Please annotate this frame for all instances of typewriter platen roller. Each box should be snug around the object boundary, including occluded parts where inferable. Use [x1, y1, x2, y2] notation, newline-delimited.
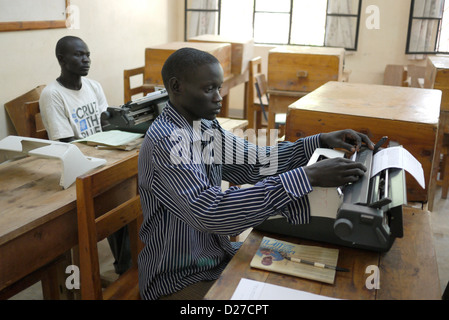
[255, 146, 406, 252]
[101, 89, 169, 133]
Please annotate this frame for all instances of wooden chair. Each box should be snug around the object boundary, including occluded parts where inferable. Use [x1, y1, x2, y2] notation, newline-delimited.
[25, 101, 48, 139]
[247, 57, 264, 130]
[76, 153, 143, 300]
[254, 73, 286, 137]
[247, 57, 285, 136]
[406, 65, 426, 88]
[123, 66, 154, 103]
[4, 85, 48, 139]
[437, 134, 449, 199]
[383, 65, 408, 87]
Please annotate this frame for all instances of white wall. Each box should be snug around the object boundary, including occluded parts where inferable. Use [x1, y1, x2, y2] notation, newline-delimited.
[0, 0, 182, 139]
[252, 0, 424, 83]
[0, 0, 430, 139]
[347, 0, 425, 84]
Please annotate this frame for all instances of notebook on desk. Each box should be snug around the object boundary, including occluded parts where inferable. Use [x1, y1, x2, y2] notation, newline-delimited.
[74, 130, 143, 150]
[249, 237, 340, 284]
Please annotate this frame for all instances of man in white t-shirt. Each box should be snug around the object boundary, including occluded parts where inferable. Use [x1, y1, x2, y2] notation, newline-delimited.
[39, 36, 131, 275]
[39, 36, 108, 142]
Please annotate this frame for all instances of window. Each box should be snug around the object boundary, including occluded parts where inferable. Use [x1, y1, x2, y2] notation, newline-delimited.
[406, 0, 449, 54]
[184, 0, 221, 41]
[185, 0, 362, 51]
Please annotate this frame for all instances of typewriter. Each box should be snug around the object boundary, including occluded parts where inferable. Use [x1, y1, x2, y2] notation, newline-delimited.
[101, 89, 169, 133]
[255, 144, 407, 252]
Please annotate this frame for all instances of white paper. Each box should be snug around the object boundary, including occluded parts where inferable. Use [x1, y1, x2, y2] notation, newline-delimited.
[73, 130, 143, 147]
[231, 278, 339, 300]
[371, 146, 425, 189]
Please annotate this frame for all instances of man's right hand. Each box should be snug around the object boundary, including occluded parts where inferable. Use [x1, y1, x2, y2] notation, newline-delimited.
[303, 157, 367, 187]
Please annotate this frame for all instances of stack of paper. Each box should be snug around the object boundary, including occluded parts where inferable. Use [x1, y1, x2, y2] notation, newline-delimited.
[231, 278, 338, 300]
[74, 130, 144, 150]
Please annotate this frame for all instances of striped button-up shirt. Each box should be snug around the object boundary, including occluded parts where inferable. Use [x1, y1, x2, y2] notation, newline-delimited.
[137, 103, 321, 300]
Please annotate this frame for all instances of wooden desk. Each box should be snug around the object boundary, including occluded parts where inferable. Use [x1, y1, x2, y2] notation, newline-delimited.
[217, 117, 248, 132]
[0, 118, 246, 299]
[0, 144, 139, 299]
[144, 41, 250, 119]
[285, 81, 441, 204]
[425, 56, 449, 200]
[205, 206, 441, 300]
[266, 89, 307, 143]
[265, 46, 346, 145]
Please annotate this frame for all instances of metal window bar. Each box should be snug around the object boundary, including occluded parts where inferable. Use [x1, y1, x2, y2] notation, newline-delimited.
[406, 0, 448, 54]
[324, 0, 362, 50]
[251, 0, 293, 45]
[183, 0, 361, 50]
[251, 0, 361, 50]
[184, 0, 222, 41]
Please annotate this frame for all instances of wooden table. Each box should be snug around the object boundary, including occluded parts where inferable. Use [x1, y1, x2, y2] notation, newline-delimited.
[0, 144, 139, 299]
[0, 118, 247, 299]
[217, 117, 248, 132]
[285, 81, 441, 205]
[205, 206, 441, 300]
[266, 89, 307, 144]
[425, 56, 449, 200]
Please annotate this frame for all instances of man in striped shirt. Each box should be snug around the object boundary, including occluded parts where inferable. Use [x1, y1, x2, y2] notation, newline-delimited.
[137, 48, 373, 300]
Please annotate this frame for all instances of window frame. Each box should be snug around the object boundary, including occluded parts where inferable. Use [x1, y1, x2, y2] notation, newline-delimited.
[324, 0, 362, 51]
[184, 0, 222, 41]
[184, 0, 362, 51]
[251, 0, 293, 46]
[405, 0, 448, 55]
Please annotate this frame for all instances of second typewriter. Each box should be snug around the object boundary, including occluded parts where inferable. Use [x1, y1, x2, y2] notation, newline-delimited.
[101, 89, 169, 133]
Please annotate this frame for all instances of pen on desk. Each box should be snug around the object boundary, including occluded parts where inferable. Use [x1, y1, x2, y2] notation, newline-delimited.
[283, 255, 350, 272]
[268, 249, 350, 272]
[373, 136, 388, 153]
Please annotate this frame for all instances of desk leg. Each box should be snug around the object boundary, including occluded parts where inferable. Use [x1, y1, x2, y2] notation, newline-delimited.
[267, 110, 276, 146]
[0, 252, 75, 300]
[428, 111, 449, 211]
[41, 251, 76, 300]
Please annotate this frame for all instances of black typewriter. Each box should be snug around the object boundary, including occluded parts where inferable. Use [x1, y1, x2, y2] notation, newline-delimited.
[255, 144, 407, 252]
[101, 89, 169, 133]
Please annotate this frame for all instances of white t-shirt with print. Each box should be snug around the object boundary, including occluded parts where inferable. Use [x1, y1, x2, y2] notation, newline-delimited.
[39, 78, 108, 140]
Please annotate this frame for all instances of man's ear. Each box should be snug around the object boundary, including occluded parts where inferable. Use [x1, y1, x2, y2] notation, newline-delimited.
[56, 54, 65, 66]
[168, 77, 181, 95]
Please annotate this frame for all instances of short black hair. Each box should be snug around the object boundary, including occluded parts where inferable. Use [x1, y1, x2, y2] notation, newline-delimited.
[161, 47, 220, 89]
[55, 36, 85, 57]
